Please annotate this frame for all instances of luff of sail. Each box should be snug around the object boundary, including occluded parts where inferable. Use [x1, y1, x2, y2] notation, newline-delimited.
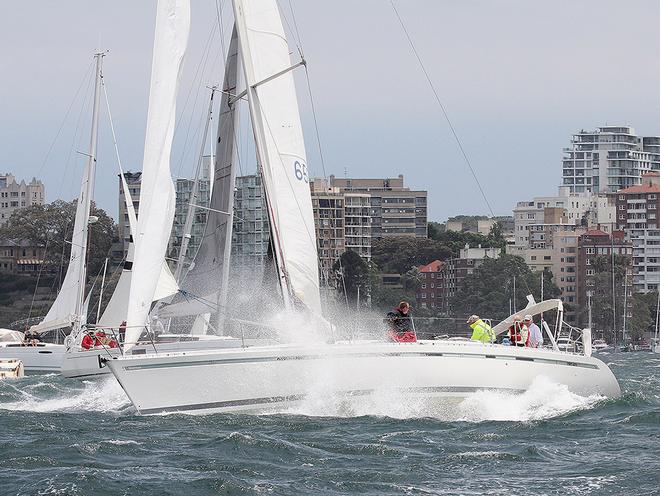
[124, 0, 190, 347]
[232, 0, 322, 316]
[159, 26, 241, 321]
[30, 54, 104, 334]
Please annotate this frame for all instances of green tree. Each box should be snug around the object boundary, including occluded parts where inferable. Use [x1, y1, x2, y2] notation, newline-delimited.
[0, 200, 116, 281]
[333, 250, 370, 306]
[449, 254, 560, 321]
[579, 254, 631, 331]
[371, 237, 452, 274]
[629, 293, 652, 342]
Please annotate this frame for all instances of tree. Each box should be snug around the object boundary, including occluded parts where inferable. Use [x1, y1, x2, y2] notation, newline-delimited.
[0, 200, 116, 282]
[630, 294, 652, 342]
[449, 254, 560, 321]
[371, 237, 452, 274]
[579, 254, 631, 331]
[333, 250, 369, 307]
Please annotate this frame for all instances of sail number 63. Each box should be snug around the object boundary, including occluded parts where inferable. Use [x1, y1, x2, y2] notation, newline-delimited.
[294, 161, 308, 183]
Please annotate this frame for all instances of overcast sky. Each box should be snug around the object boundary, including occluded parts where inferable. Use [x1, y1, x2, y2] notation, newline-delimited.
[2, 0, 660, 222]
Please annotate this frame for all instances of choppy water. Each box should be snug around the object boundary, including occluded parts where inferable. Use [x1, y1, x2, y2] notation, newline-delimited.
[0, 353, 658, 495]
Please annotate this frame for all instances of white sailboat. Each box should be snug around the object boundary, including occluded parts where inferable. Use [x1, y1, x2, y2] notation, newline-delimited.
[61, 0, 243, 379]
[0, 52, 106, 373]
[104, 0, 620, 415]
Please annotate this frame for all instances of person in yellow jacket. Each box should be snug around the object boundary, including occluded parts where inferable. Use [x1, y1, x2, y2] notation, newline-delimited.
[467, 315, 495, 343]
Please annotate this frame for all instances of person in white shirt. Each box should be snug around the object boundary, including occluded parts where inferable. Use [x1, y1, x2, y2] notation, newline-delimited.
[524, 315, 543, 348]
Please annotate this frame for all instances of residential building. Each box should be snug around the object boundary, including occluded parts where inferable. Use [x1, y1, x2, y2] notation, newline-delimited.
[0, 174, 45, 225]
[551, 230, 584, 317]
[612, 172, 660, 292]
[0, 239, 45, 274]
[435, 245, 500, 313]
[562, 126, 660, 194]
[311, 186, 345, 285]
[169, 157, 212, 264]
[328, 175, 427, 238]
[232, 174, 270, 266]
[576, 230, 632, 327]
[416, 260, 443, 309]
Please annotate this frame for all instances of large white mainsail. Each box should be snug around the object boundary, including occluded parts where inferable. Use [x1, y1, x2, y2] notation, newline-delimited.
[30, 54, 104, 334]
[124, 0, 190, 347]
[159, 26, 241, 322]
[232, 0, 322, 316]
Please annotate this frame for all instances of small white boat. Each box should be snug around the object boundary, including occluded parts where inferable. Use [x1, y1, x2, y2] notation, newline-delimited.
[592, 339, 612, 352]
[0, 359, 25, 379]
[0, 329, 65, 373]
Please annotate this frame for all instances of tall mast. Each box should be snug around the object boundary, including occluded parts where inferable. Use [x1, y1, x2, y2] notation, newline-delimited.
[74, 52, 104, 322]
[174, 87, 217, 282]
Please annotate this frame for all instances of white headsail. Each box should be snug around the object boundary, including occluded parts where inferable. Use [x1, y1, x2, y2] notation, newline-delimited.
[124, 0, 190, 347]
[232, 0, 322, 316]
[159, 26, 241, 322]
[30, 54, 104, 334]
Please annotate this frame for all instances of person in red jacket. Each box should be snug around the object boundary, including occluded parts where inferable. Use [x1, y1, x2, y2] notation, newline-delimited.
[81, 332, 95, 350]
[385, 301, 417, 342]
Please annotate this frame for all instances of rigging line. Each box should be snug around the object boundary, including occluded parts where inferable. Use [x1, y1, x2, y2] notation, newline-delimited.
[303, 65, 328, 181]
[214, 0, 227, 60]
[286, 0, 304, 57]
[389, 0, 495, 217]
[100, 74, 125, 177]
[37, 59, 95, 179]
[275, 0, 303, 58]
[175, 21, 218, 178]
[27, 235, 50, 322]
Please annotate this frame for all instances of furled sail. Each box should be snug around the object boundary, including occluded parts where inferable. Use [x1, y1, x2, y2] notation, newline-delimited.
[159, 26, 241, 321]
[30, 55, 104, 334]
[232, 0, 322, 316]
[124, 0, 190, 347]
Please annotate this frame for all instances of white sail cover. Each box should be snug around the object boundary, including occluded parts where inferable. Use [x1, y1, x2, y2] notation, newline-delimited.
[159, 26, 240, 320]
[233, 0, 322, 315]
[125, 0, 190, 347]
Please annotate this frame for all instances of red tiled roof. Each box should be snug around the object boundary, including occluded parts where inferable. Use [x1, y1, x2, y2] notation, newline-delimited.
[617, 184, 660, 194]
[418, 260, 443, 272]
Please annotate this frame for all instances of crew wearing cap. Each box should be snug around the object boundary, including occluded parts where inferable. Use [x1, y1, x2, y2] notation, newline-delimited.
[525, 315, 543, 348]
[467, 315, 495, 344]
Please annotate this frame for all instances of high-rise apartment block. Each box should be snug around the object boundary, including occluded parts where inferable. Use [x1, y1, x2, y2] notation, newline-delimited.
[169, 157, 212, 264]
[562, 126, 660, 194]
[327, 175, 427, 238]
[0, 174, 45, 224]
[231, 174, 270, 266]
[118, 171, 142, 256]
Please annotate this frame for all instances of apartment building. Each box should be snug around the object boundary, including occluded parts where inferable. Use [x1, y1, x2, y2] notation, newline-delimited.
[117, 171, 142, 256]
[232, 174, 271, 266]
[435, 245, 500, 313]
[613, 172, 660, 292]
[0, 239, 45, 274]
[311, 187, 345, 285]
[562, 126, 660, 194]
[0, 174, 45, 225]
[416, 260, 443, 310]
[328, 175, 427, 238]
[576, 230, 632, 327]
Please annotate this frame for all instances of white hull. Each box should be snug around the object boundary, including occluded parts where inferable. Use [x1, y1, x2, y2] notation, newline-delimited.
[61, 335, 247, 379]
[106, 340, 621, 415]
[0, 343, 66, 373]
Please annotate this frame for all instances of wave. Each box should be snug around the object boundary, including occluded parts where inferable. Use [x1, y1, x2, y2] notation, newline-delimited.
[0, 376, 130, 414]
[456, 376, 604, 422]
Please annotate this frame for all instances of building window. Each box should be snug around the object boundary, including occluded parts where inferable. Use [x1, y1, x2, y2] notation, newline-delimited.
[587, 269, 595, 276]
[421, 284, 426, 289]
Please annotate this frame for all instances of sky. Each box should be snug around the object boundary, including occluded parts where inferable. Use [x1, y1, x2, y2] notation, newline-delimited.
[2, 0, 660, 222]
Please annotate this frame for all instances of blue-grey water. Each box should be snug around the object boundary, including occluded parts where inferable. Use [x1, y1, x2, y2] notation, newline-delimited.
[1, 352, 658, 495]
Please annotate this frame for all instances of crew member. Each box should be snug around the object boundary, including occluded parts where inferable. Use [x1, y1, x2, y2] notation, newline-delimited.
[385, 301, 416, 342]
[525, 315, 543, 348]
[467, 315, 495, 343]
[508, 315, 529, 347]
[81, 332, 95, 350]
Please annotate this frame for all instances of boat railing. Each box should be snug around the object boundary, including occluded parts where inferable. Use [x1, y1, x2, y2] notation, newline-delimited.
[555, 322, 592, 356]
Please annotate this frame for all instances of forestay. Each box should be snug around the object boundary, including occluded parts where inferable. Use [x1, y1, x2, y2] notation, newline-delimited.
[232, 0, 322, 316]
[125, 0, 190, 347]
